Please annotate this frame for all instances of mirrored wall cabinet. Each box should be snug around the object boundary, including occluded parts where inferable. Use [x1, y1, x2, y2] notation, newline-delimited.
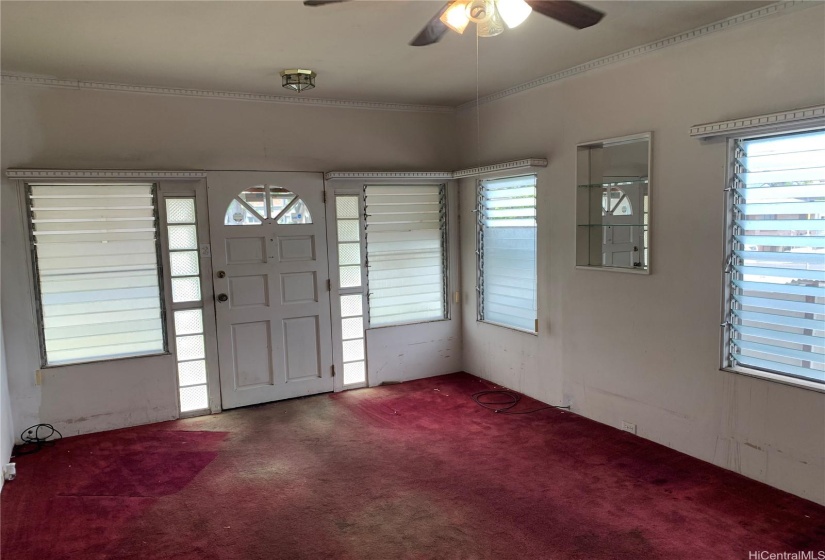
[576, 132, 651, 274]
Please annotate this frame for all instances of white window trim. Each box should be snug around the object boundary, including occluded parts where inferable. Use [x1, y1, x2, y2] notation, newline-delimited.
[158, 184, 221, 416]
[326, 186, 370, 391]
[22, 178, 170, 368]
[476, 173, 539, 335]
[364, 183, 450, 329]
[11, 171, 223, 416]
[718, 128, 825, 394]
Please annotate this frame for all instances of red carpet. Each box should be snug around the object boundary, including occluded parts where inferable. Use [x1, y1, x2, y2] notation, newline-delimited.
[2, 373, 823, 559]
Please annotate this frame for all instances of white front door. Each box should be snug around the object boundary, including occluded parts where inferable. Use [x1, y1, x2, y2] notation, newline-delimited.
[602, 183, 645, 268]
[207, 172, 333, 409]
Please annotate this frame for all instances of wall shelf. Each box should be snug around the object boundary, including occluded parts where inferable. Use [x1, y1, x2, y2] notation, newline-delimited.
[576, 133, 652, 274]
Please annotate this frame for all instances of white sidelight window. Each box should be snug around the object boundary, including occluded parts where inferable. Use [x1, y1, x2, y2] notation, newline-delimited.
[364, 185, 447, 327]
[27, 183, 166, 366]
[722, 129, 825, 387]
[335, 195, 367, 385]
[165, 197, 210, 413]
[477, 175, 538, 332]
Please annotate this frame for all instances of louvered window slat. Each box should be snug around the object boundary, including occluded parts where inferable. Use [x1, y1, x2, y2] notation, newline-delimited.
[29, 183, 165, 366]
[364, 185, 447, 327]
[725, 130, 825, 385]
[478, 175, 537, 332]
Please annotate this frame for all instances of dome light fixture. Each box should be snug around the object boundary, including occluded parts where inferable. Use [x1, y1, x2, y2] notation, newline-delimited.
[280, 69, 316, 93]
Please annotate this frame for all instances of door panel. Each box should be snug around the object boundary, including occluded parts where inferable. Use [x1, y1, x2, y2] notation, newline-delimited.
[602, 183, 644, 268]
[208, 172, 333, 409]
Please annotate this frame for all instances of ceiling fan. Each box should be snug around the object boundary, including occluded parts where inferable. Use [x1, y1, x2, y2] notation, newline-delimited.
[304, 0, 605, 46]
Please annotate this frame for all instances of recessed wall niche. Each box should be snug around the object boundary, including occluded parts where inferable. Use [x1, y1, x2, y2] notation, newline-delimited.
[576, 132, 652, 273]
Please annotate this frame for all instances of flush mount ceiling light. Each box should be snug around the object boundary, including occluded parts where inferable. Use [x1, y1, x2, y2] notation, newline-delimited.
[280, 69, 316, 93]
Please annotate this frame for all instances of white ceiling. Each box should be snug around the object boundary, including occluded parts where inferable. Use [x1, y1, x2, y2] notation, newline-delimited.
[1, 1, 771, 106]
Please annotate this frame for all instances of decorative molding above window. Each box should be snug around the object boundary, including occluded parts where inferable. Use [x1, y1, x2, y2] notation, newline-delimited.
[6, 169, 207, 180]
[690, 105, 825, 139]
[326, 159, 548, 182]
[324, 171, 453, 181]
[453, 159, 548, 179]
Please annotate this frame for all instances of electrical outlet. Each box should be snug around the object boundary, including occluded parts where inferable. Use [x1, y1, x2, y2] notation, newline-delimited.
[621, 421, 637, 434]
[3, 463, 16, 481]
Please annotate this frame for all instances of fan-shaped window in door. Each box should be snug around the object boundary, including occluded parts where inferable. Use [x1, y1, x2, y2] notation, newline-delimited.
[224, 185, 313, 226]
[602, 187, 633, 216]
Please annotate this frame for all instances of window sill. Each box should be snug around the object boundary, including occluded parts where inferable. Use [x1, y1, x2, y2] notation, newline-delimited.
[477, 320, 538, 336]
[575, 265, 650, 275]
[42, 351, 172, 370]
[367, 317, 451, 330]
[721, 366, 825, 394]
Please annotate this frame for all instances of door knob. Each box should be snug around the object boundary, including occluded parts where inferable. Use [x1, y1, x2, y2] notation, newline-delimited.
[217, 293, 228, 302]
[216, 270, 226, 278]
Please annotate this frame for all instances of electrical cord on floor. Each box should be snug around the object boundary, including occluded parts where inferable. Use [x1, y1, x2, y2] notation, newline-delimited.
[13, 424, 63, 457]
[472, 390, 570, 415]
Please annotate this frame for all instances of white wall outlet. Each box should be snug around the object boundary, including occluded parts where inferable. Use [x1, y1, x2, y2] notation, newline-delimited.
[621, 421, 637, 434]
[3, 463, 16, 481]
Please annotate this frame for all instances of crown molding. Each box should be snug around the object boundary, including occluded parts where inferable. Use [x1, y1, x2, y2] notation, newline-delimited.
[453, 158, 548, 179]
[6, 169, 206, 180]
[690, 105, 825, 138]
[2, 2, 806, 113]
[458, 1, 811, 111]
[0, 74, 455, 114]
[324, 171, 454, 180]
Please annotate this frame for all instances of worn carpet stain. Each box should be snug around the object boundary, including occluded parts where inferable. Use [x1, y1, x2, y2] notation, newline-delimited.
[2, 373, 823, 559]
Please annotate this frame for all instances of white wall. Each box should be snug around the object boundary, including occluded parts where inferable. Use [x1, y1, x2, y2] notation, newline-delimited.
[457, 6, 825, 504]
[1, 85, 457, 438]
[0, 309, 15, 492]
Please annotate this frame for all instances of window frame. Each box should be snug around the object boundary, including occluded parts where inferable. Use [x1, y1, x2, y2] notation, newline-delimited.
[476, 173, 539, 335]
[24, 179, 170, 369]
[363, 182, 451, 329]
[720, 126, 825, 393]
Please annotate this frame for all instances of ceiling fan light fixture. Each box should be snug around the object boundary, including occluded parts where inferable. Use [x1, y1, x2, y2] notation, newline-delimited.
[465, 0, 494, 23]
[476, 4, 505, 37]
[495, 0, 532, 28]
[440, 1, 471, 34]
[280, 69, 316, 93]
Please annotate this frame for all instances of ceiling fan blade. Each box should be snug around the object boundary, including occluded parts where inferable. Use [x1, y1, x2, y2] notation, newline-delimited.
[526, 0, 604, 29]
[410, 3, 451, 47]
[303, 0, 348, 6]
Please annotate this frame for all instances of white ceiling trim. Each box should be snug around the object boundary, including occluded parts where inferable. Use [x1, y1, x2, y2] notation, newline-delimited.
[325, 171, 454, 180]
[458, 0, 810, 111]
[0, 2, 807, 112]
[0, 74, 455, 114]
[6, 169, 206, 179]
[690, 105, 825, 138]
[325, 158, 548, 181]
